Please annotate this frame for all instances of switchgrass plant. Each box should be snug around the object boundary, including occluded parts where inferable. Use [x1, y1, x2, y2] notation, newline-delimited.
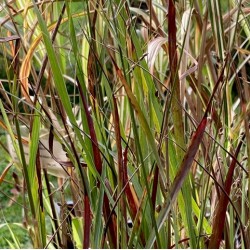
[0, 0, 249, 248]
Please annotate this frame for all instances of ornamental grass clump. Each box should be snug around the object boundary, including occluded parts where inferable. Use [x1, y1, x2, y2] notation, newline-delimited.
[0, 0, 249, 248]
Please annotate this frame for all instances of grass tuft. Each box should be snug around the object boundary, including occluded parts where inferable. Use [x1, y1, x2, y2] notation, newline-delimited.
[0, 0, 249, 248]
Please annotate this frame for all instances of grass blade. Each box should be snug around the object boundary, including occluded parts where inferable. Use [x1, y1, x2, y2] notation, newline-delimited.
[146, 114, 208, 248]
[208, 135, 245, 248]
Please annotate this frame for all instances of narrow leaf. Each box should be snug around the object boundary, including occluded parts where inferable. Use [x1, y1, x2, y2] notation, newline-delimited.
[208, 136, 245, 248]
[146, 116, 208, 248]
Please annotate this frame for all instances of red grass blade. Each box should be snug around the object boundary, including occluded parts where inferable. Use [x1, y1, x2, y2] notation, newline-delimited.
[83, 194, 91, 248]
[208, 136, 245, 248]
[76, 78, 117, 247]
[146, 115, 208, 248]
[169, 116, 208, 201]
